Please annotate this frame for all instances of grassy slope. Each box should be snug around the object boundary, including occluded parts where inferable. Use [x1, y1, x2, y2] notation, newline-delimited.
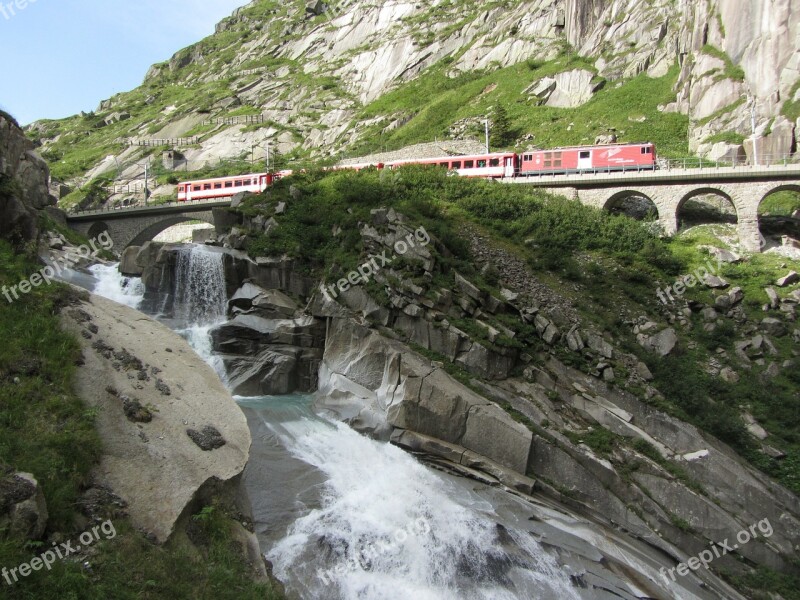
[0, 226, 283, 599]
[347, 58, 689, 159]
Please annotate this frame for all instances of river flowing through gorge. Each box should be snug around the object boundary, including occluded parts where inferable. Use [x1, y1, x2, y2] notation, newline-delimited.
[78, 245, 726, 600]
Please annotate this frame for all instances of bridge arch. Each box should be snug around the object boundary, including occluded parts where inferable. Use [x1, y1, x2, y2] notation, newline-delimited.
[676, 187, 738, 230]
[757, 184, 800, 249]
[87, 221, 110, 240]
[758, 184, 800, 209]
[127, 215, 215, 248]
[603, 190, 660, 221]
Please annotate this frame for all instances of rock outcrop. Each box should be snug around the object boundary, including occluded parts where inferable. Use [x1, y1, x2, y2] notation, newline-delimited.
[60, 292, 251, 543]
[0, 114, 57, 244]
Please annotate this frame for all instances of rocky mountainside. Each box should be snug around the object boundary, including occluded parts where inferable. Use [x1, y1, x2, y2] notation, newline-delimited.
[25, 0, 800, 206]
[126, 165, 800, 598]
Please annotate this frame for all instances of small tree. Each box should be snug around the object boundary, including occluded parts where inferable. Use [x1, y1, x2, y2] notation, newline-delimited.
[490, 104, 513, 148]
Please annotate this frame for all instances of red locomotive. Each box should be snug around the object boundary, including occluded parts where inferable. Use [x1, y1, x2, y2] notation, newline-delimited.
[518, 142, 656, 175]
[176, 142, 656, 201]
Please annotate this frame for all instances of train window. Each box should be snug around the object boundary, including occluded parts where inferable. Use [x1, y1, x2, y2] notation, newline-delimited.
[234, 180, 243, 187]
[641, 147, 652, 154]
[464, 160, 474, 168]
[439, 162, 449, 168]
[553, 152, 562, 167]
[579, 151, 590, 159]
[478, 160, 487, 168]
[489, 158, 500, 167]
[204, 184, 212, 190]
[523, 154, 533, 161]
[193, 185, 201, 191]
[214, 183, 222, 189]
[225, 182, 233, 188]
[243, 179, 251, 185]
[452, 161, 461, 169]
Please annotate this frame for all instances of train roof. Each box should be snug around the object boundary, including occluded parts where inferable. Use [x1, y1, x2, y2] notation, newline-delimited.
[521, 142, 654, 152]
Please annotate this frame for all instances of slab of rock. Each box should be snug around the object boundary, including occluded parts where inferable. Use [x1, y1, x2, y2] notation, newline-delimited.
[760, 318, 787, 337]
[586, 332, 613, 359]
[743, 413, 769, 440]
[454, 272, 484, 302]
[776, 271, 799, 287]
[703, 275, 729, 289]
[60, 291, 250, 544]
[637, 328, 678, 356]
[703, 246, 741, 263]
[119, 246, 144, 277]
[765, 287, 780, 309]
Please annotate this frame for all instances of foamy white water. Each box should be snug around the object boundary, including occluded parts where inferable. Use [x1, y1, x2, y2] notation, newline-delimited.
[264, 415, 579, 600]
[88, 263, 145, 309]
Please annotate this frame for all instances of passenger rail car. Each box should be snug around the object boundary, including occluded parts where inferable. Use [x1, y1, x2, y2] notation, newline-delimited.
[387, 152, 517, 178]
[177, 173, 273, 201]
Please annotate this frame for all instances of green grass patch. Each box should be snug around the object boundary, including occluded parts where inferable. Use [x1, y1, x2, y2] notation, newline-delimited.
[347, 60, 689, 159]
[700, 45, 746, 82]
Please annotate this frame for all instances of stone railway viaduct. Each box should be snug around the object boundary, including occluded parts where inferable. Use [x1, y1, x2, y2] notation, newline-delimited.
[67, 165, 800, 253]
[506, 164, 800, 252]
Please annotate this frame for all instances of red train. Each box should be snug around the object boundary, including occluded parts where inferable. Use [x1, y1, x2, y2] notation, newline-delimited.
[176, 142, 656, 201]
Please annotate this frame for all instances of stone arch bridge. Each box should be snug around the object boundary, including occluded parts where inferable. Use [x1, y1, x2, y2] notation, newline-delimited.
[66, 199, 232, 251]
[506, 164, 800, 252]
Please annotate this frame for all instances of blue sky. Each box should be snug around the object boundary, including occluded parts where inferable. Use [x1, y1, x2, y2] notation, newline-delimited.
[0, 0, 246, 124]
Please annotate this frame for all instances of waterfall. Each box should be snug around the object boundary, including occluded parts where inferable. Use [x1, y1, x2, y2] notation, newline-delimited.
[171, 246, 229, 379]
[173, 246, 228, 325]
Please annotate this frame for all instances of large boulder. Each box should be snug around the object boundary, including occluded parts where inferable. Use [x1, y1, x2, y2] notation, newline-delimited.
[212, 313, 325, 394]
[119, 246, 144, 276]
[222, 347, 321, 396]
[60, 292, 251, 543]
[228, 282, 299, 319]
[637, 328, 678, 356]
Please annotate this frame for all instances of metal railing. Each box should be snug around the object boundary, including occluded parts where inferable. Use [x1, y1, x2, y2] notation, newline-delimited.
[202, 114, 271, 126]
[657, 153, 800, 170]
[126, 136, 200, 148]
[68, 196, 231, 217]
